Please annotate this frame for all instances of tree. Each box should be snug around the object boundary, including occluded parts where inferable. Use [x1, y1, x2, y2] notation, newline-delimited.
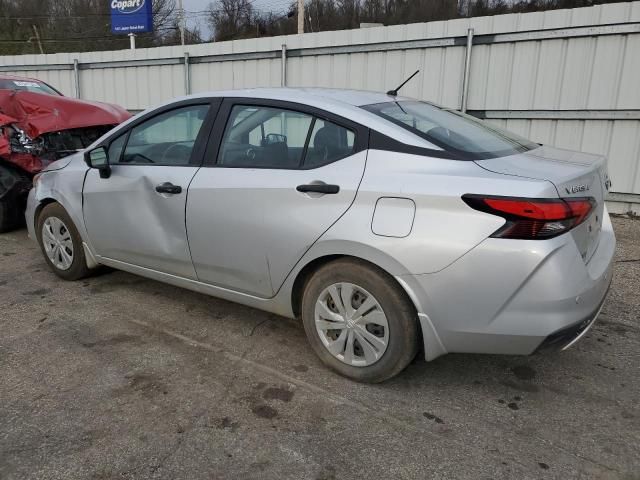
[207, 0, 258, 42]
[0, 0, 201, 55]
[0, 0, 625, 54]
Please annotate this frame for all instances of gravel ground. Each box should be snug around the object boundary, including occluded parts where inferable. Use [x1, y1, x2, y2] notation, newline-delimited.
[0, 217, 638, 480]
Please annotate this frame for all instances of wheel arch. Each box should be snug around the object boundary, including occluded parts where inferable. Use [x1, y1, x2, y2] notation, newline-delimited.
[31, 171, 93, 253]
[288, 248, 448, 361]
[288, 241, 417, 319]
[33, 197, 58, 223]
[291, 254, 343, 319]
[289, 250, 430, 367]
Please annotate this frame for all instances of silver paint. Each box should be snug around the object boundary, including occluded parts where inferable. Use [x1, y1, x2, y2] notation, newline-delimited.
[42, 216, 74, 270]
[186, 152, 367, 297]
[25, 88, 616, 364]
[314, 282, 389, 367]
[83, 165, 200, 279]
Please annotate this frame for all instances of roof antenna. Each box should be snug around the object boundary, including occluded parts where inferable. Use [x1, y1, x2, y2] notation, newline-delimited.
[387, 70, 420, 97]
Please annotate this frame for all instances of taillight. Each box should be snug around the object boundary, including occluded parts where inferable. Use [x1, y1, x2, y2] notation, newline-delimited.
[462, 195, 595, 240]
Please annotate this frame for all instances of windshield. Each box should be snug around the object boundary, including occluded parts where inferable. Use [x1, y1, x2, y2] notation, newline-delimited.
[363, 101, 538, 159]
[0, 79, 62, 96]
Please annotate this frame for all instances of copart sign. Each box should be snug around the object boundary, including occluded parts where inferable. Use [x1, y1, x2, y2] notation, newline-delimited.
[110, 0, 153, 34]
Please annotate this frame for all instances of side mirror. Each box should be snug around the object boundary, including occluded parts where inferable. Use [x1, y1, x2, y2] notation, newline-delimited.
[84, 146, 111, 179]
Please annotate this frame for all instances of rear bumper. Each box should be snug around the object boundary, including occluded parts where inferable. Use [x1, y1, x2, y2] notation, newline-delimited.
[400, 207, 616, 360]
[535, 284, 609, 352]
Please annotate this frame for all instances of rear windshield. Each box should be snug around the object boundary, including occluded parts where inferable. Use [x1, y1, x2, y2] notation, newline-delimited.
[362, 101, 538, 159]
[0, 79, 61, 96]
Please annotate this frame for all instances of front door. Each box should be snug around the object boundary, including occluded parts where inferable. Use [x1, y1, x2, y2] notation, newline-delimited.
[83, 102, 215, 279]
[187, 100, 368, 297]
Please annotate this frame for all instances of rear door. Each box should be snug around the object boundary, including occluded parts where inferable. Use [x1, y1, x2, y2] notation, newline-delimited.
[83, 100, 218, 278]
[186, 99, 368, 297]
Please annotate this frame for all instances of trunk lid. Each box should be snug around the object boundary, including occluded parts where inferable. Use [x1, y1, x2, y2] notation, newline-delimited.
[475, 145, 610, 262]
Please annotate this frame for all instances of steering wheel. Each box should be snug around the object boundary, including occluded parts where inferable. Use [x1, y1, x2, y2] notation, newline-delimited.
[126, 153, 154, 164]
[161, 143, 192, 164]
[245, 148, 257, 162]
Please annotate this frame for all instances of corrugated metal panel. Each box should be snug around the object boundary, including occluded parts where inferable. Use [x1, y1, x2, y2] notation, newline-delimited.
[0, 1, 638, 197]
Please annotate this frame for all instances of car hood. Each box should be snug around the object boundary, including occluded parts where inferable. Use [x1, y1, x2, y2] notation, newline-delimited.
[41, 153, 79, 172]
[0, 90, 131, 138]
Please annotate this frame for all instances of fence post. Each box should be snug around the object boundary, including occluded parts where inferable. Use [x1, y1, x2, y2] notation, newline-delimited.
[73, 59, 80, 99]
[461, 28, 474, 113]
[281, 44, 287, 87]
[184, 52, 191, 95]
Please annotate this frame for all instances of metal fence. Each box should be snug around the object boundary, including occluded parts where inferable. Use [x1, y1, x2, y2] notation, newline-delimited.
[1, 1, 639, 212]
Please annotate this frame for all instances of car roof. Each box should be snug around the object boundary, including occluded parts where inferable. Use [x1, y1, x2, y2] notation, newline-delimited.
[0, 73, 44, 83]
[191, 87, 412, 107]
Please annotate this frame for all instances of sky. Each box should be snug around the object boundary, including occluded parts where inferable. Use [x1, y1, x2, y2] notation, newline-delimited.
[182, 0, 294, 38]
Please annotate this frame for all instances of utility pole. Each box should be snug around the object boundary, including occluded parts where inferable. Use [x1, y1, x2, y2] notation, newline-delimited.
[32, 25, 44, 54]
[178, 0, 186, 46]
[297, 0, 304, 34]
[129, 33, 136, 50]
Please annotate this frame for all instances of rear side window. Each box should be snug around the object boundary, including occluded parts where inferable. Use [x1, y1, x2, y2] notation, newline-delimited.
[363, 101, 538, 159]
[304, 119, 355, 169]
[218, 104, 355, 169]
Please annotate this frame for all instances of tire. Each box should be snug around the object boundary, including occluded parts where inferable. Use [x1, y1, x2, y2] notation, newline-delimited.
[0, 165, 30, 233]
[301, 258, 419, 383]
[0, 197, 20, 233]
[36, 203, 90, 281]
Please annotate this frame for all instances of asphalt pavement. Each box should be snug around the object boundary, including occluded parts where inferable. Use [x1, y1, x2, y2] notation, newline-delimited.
[1, 217, 639, 479]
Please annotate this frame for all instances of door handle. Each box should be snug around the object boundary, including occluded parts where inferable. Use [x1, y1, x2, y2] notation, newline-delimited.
[155, 182, 182, 194]
[296, 184, 340, 194]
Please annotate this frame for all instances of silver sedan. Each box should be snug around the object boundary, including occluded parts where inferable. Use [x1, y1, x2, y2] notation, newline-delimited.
[26, 88, 615, 382]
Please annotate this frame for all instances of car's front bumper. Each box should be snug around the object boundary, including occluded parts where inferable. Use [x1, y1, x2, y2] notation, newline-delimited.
[25, 187, 38, 241]
[400, 207, 616, 360]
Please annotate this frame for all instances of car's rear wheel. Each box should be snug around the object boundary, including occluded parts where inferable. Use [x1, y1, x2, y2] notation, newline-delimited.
[301, 258, 419, 383]
[37, 203, 90, 281]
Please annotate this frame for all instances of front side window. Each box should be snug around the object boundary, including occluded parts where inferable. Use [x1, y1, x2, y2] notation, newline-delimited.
[218, 104, 355, 169]
[117, 105, 209, 166]
[107, 133, 127, 164]
[363, 101, 538, 159]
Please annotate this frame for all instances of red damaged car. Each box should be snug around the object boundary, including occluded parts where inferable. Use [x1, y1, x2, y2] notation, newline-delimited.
[0, 74, 131, 231]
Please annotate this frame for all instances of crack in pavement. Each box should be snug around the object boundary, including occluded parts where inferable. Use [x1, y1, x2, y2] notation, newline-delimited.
[246, 318, 269, 337]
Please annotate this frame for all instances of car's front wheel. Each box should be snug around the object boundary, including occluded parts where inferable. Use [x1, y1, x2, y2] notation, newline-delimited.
[301, 258, 419, 383]
[0, 166, 29, 233]
[0, 197, 21, 233]
[37, 203, 90, 281]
